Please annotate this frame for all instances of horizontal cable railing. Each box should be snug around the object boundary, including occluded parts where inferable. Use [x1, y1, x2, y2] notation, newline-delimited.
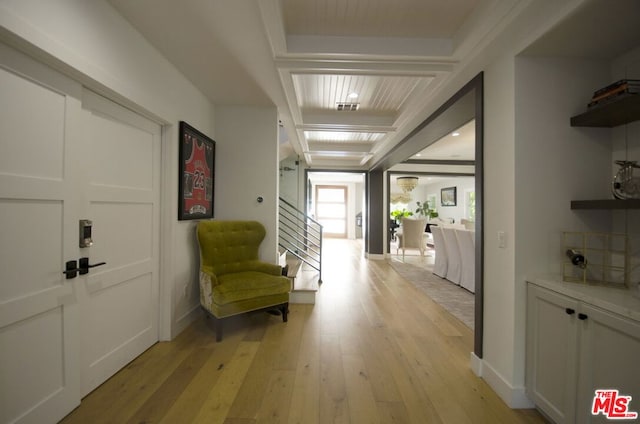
[278, 197, 322, 284]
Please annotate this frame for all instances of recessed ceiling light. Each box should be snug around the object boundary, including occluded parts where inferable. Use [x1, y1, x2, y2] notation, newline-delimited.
[348, 92, 359, 99]
[452, 131, 460, 137]
[415, 153, 422, 157]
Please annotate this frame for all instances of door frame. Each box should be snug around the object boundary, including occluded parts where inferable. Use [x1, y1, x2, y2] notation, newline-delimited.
[371, 73, 485, 359]
[303, 169, 368, 243]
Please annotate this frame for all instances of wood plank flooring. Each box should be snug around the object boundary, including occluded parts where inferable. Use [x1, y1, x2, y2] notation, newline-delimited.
[60, 239, 547, 424]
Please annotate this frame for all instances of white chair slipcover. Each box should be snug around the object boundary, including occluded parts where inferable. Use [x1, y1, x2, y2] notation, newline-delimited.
[396, 218, 427, 260]
[441, 227, 461, 284]
[430, 225, 448, 278]
[455, 229, 475, 293]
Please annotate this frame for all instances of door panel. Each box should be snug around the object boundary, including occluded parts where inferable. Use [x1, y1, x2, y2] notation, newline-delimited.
[0, 45, 81, 424]
[0, 41, 161, 422]
[576, 304, 640, 423]
[0, 64, 65, 180]
[82, 274, 154, 391]
[89, 112, 155, 190]
[79, 90, 160, 396]
[0, 200, 63, 301]
[1, 306, 66, 421]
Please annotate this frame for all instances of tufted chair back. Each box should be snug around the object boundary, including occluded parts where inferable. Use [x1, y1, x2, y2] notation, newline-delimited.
[197, 220, 266, 277]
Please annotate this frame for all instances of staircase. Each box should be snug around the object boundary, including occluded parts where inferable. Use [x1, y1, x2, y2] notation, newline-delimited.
[278, 197, 322, 304]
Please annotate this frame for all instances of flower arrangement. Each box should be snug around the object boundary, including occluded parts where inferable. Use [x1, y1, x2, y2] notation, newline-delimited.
[415, 201, 438, 219]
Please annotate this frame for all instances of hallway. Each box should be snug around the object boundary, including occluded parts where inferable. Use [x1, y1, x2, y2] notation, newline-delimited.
[61, 239, 545, 423]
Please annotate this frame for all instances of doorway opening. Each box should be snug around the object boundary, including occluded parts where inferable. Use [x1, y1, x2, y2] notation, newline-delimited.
[371, 73, 484, 358]
[315, 185, 348, 238]
[305, 171, 367, 244]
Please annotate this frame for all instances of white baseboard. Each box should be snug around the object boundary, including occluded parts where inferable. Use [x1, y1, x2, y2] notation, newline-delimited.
[477, 359, 535, 409]
[470, 352, 483, 376]
[365, 253, 386, 260]
[290, 290, 316, 304]
[173, 304, 202, 339]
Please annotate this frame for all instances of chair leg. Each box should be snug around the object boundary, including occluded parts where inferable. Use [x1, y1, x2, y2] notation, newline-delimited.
[214, 317, 223, 342]
[281, 303, 289, 322]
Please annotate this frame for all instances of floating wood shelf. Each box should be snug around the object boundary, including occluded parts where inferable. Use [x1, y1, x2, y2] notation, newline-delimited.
[570, 94, 640, 127]
[571, 199, 640, 210]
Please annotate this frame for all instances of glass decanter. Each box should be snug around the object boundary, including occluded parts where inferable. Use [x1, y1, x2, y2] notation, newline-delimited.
[612, 160, 640, 200]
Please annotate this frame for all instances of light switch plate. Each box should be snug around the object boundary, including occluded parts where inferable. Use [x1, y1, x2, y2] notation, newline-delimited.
[498, 231, 506, 248]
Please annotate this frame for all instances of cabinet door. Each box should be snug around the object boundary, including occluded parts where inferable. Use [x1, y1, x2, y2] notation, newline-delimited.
[576, 304, 640, 423]
[526, 285, 580, 424]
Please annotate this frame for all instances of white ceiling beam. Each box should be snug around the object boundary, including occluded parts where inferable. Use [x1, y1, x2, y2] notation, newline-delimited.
[299, 123, 396, 133]
[287, 35, 453, 57]
[305, 146, 370, 158]
[302, 111, 396, 129]
[257, 0, 287, 57]
[275, 58, 455, 76]
[306, 157, 367, 169]
[307, 142, 373, 153]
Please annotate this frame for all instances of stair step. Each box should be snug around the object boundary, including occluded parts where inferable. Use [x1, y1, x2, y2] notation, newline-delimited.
[279, 248, 288, 268]
[285, 257, 303, 279]
[284, 258, 319, 304]
[293, 267, 319, 292]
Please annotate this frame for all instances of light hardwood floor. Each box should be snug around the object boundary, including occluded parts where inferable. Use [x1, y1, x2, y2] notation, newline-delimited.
[61, 239, 547, 424]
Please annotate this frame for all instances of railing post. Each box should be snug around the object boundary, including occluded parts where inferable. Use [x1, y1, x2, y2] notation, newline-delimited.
[318, 225, 323, 284]
[278, 197, 323, 284]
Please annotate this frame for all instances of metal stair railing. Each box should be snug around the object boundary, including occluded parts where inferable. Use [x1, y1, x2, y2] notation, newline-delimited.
[278, 197, 322, 284]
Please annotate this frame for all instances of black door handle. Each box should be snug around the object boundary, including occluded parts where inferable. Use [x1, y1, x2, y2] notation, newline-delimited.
[63, 258, 106, 278]
[79, 257, 106, 275]
[565, 308, 575, 315]
[63, 260, 79, 279]
[578, 313, 588, 320]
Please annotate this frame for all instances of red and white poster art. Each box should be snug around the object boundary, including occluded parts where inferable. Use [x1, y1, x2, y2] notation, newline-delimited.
[179, 121, 215, 220]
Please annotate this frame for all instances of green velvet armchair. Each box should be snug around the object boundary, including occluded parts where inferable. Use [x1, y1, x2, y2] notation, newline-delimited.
[197, 220, 290, 341]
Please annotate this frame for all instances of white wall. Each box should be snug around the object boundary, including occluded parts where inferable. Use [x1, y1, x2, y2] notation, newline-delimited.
[487, 26, 640, 412]
[515, 56, 612, 274]
[611, 46, 640, 219]
[214, 105, 280, 262]
[511, 55, 612, 402]
[423, 177, 475, 223]
[0, 0, 216, 339]
[279, 157, 302, 207]
[609, 47, 640, 290]
[482, 53, 519, 401]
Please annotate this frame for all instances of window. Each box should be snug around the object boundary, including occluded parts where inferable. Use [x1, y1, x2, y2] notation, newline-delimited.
[465, 190, 476, 221]
[315, 185, 347, 237]
[427, 194, 437, 211]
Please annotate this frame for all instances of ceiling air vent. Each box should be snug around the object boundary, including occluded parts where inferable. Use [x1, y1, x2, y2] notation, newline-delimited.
[336, 102, 360, 111]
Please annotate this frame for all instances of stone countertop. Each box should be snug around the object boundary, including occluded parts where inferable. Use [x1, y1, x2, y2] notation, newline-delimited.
[527, 276, 640, 322]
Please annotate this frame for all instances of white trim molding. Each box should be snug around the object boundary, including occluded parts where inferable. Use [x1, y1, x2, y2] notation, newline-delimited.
[477, 359, 535, 409]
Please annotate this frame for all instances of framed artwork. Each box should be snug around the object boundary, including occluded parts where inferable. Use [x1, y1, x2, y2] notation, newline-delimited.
[178, 121, 215, 220]
[441, 186, 457, 207]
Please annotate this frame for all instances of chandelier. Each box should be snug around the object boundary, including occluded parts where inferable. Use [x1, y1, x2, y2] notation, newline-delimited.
[396, 176, 419, 193]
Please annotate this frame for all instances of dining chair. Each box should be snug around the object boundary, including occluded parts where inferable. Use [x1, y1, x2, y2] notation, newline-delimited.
[455, 229, 475, 293]
[430, 225, 448, 278]
[396, 218, 427, 260]
[441, 227, 462, 284]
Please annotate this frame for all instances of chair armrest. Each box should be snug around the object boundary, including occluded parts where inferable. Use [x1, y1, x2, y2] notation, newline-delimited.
[244, 260, 283, 276]
[201, 266, 219, 286]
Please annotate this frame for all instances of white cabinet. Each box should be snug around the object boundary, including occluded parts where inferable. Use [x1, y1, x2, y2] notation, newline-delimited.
[526, 283, 640, 424]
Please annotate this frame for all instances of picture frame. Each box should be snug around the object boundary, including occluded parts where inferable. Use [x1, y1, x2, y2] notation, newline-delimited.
[441, 186, 457, 207]
[178, 121, 215, 220]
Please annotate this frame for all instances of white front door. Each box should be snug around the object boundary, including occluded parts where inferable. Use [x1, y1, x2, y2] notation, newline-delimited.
[0, 43, 161, 423]
[78, 91, 161, 396]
